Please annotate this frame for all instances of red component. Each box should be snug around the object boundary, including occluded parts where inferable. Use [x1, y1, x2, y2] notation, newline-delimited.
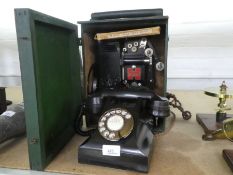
[127, 67, 141, 80]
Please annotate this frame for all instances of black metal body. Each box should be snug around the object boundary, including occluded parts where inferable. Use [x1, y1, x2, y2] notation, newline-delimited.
[96, 41, 121, 89]
[79, 125, 154, 172]
[79, 100, 154, 172]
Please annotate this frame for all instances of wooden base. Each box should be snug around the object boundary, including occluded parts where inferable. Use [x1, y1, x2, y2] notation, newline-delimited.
[196, 113, 233, 134]
[223, 149, 233, 172]
[197, 114, 233, 172]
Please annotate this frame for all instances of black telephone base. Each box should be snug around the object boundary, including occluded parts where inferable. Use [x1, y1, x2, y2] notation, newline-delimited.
[78, 121, 154, 173]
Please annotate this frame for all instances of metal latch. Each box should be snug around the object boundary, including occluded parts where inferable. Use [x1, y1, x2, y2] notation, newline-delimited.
[77, 38, 82, 46]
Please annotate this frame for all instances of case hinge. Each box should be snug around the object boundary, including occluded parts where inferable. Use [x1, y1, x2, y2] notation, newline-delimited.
[77, 38, 82, 46]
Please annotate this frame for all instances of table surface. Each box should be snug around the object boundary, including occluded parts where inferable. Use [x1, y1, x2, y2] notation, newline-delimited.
[0, 87, 233, 175]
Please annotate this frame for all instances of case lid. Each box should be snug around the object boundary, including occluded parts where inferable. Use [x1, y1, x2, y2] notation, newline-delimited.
[15, 8, 82, 170]
[78, 9, 168, 25]
[91, 9, 163, 20]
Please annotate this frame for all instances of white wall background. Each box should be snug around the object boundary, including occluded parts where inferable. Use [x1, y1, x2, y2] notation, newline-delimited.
[0, 0, 233, 89]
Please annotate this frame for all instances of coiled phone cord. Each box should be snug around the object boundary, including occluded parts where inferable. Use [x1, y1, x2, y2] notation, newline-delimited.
[166, 92, 192, 120]
[155, 93, 192, 136]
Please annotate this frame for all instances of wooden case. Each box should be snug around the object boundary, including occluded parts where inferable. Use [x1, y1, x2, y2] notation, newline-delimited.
[14, 8, 168, 170]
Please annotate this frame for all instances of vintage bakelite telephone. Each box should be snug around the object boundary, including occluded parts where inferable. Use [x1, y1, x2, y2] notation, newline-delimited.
[74, 9, 191, 173]
[75, 36, 170, 172]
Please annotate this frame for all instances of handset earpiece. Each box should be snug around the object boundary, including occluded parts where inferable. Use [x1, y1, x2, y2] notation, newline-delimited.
[150, 98, 170, 118]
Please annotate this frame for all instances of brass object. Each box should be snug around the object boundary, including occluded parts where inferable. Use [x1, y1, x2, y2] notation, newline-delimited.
[94, 26, 160, 41]
[197, 81, 233, 140]
[200, 81, 233, 140]
[204, 81, 233, 114]
[203, 118, 233, 141]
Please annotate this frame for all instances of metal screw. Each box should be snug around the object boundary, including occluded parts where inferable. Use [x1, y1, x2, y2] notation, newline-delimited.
[30, 138, 38, 144]
[156, 62, 165, 71]
[145, 48, 153, 57]
[131, 46, 137, 52]
[123, 48, 127, 52]
[128, 43, 132, 48]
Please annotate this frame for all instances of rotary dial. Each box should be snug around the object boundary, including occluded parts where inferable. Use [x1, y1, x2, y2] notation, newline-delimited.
[98, 108, 134, 141]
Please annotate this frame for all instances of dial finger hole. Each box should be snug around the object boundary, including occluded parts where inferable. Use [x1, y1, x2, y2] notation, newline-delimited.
[101, 117, 107, 121]
[105, 113, 110, 117]
[109, 132, 116, 139]
[98, 122, 104, 127]
[121, 111, 127, 115]
[110, 110, 116, 114]
[125, 114, 132, 119]
[103, 130, 110, 137]
[116, 109, 121, 114]
[99, 127, 106, 132]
